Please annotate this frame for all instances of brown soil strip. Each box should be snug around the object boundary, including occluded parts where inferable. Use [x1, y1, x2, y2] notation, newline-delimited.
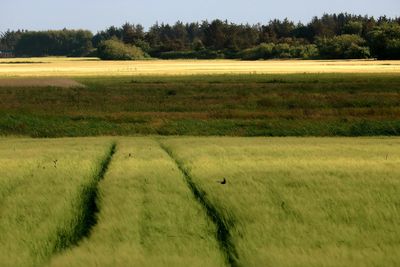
[0, 78, 84, 88]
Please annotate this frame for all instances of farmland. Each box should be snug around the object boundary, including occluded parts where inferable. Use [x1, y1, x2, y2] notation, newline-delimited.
[0, 58, 400, 137]
[0, 137, 115, 267]
[0, 58, 400, 266]
[160, 137, 400, 266]
[49, 138, 225, 267]
[0, 137, 399, 267]
[1, 58, 400, 77]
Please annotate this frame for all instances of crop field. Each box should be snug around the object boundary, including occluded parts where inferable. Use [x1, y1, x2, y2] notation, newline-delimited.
[1, 58, 399, 266]
[0, 137, 399, 267]
[161, 137, 400, 266]
[0, 137, 115, 267]
[0, 58, 400, 77]
[1, 58, 400, 137]
[1, 69, 400, 137]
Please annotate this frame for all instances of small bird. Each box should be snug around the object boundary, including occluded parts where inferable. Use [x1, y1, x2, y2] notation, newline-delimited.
[53, 159, 58, 168]
[219, 178, 227, 185]
[128, 153, 132, 158]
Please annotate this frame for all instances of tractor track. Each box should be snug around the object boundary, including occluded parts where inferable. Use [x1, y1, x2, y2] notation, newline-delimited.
[158, 141, 240, 267]
[54, 142, 116, 251]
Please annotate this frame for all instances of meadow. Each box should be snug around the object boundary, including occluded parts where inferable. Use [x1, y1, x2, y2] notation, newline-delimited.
[1, 62, 400, 137]
[0, 137, 399, 267]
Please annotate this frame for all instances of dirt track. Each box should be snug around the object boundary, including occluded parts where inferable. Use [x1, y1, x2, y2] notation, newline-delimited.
[0, 78, 84, 88]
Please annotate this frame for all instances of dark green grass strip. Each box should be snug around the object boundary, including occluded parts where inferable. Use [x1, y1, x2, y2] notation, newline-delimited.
[80, 142, 117, 238]
[54, 142, 116, 251]
[158, 141, 240, 267]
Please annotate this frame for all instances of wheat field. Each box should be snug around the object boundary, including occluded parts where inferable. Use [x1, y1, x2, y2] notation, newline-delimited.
[0, 137, 399, 267]
[0, 58, 400, 77]
[0, 137, 114, 267]
[160, 137, 400, 267]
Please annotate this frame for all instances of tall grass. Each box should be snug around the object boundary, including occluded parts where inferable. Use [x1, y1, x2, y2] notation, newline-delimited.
[0, 137, 113, 267]
[161, 137, 400, 267]
[49, 138, 226, 267]
[2, 137, 399, 266]
[1, 73, 400, 137]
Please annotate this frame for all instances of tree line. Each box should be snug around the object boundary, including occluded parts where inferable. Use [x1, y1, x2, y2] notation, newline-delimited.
[1, 13, 399, 59]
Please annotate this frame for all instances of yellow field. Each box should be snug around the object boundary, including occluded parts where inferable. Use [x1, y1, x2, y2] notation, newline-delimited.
[0, 57, 400, 76]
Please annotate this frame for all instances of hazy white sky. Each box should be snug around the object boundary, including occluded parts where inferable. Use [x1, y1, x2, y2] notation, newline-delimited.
[1, 0, 399, 32]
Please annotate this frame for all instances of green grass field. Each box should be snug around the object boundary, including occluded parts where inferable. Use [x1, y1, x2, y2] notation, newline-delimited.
[1, 73, 400, 137]
[161, 137, 400, 266]
[1, 59, 399, 266]
[1, 137, 399, 267]
[49, 138, 225, 267]
[0, 137, 114, 267]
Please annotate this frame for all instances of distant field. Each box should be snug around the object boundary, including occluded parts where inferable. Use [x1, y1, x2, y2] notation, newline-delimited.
[1, 137, 399, 267]
[1, 58, 400, 137]
[0, 73, 400, 137]
[0, 58, 400, 76]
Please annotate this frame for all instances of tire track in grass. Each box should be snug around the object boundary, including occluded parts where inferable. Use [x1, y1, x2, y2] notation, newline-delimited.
[158, 141, 240, 267]
[54, 142, 117, 251]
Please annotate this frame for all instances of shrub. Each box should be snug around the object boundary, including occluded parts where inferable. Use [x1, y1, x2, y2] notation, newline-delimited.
[316, 34, 370, 59]
[273, 43, 291, 58]
[386, 39, 400, 59]
[238, 43, 318, 60]
[158, 50, 224, 59]
[296, 44, 319, 59]
[97, 39, 148, 60]
[239, 43, 275, 60]
[133, 39, 151, 53]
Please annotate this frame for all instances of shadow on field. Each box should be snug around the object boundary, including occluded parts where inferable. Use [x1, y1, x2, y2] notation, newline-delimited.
[55, 142, 117, 252]
[158, 141, 241, 267]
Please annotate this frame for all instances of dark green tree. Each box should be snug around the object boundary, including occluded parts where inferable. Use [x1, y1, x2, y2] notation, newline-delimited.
[367, 23, 400, 59]
[317, 34, 370, 59]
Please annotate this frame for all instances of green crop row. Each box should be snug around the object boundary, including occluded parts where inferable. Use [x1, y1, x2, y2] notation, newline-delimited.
[1, 137, 399, 267]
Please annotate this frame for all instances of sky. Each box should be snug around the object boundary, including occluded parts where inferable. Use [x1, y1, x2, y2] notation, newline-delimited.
[1, 0, 399, 32]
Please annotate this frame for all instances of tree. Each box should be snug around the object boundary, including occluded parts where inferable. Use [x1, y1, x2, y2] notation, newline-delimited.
[367, 23, 400, 59]
[269, 19, 295, 39]
[203, 20, 228, 50]
[0, 30, 24, 51]
[3, 13, 400, 60]
[14, 30, 93, 57]
[317, 34, 370, 59]
[343, 21, 363, 35]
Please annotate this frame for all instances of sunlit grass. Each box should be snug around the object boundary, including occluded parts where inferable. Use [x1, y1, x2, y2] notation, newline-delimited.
[0, 58, 399, 77]
[161, 137, 400, 267]
[0, 137, 113, 267]
[49, 138, 225, 267]
[1, 137, 399, 266]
